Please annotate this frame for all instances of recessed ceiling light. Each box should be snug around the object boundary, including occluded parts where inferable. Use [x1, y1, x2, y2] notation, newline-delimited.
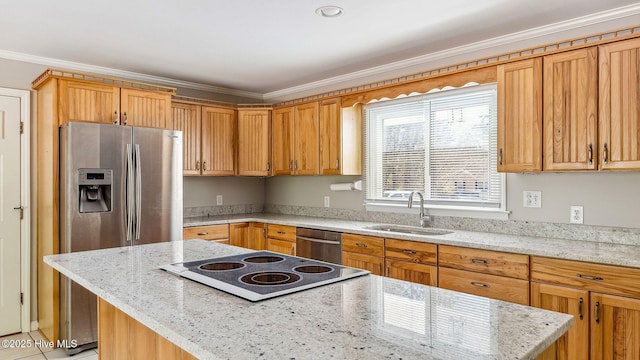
[315, 6, 344, 18]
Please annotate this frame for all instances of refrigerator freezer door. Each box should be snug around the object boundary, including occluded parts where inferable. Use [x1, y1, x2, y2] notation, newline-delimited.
[59, 122, 132, 353]
[132, 127, 183, 245]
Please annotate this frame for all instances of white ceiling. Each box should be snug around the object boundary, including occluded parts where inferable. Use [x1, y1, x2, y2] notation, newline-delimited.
[2, 1, 640, 99]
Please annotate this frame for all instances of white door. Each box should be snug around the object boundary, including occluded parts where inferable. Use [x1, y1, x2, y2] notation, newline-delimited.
[0, 94, 22, 336]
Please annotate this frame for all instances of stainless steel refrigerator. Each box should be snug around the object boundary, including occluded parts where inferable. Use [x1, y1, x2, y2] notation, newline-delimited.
[59, 121, 183, 354]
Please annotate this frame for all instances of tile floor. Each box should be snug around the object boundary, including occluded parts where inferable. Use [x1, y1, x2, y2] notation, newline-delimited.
[0, 332, 97, 360]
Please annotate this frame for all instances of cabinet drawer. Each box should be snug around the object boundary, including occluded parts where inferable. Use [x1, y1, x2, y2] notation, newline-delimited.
[183, 225, 229, 241]
[267, 224, 296, 242]
[267, 238, 296, 256]
[342, 233, 384, 256]
[385, 238, 437, 265]
[439, 245, 529, 280]
[439, 267, 529, 305]
[531, 256, 640, 298]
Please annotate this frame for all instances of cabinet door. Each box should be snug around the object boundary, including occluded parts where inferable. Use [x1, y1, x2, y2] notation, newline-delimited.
[171, 102, 201, 175]
[58, 80, 119, 125]
[599, 38, 640, 170]
[543, 47, 598, 171]
[237, 109, 271, 176]
[201, 106, 236, 176]
[319, 98, 341, 175]
[271, 107, 294, 175]
[531, 282, 589, 360]
[229, 223, 249, 248]
[386, 260, 437, 286]
[497, 58, 543, 172]
[266, 238, 296, 256]
[342, 252, 383, 275]
[591, 292, 640, 360]
[120, 88, 172, 128]
[247, 222, 266, 250]
[293, 102, 320, 175]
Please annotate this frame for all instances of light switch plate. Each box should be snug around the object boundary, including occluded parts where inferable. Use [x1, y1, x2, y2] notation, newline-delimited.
[324, 196, 330, 208]
[523, 191, 542, 208]
[216, 195, 223, 206]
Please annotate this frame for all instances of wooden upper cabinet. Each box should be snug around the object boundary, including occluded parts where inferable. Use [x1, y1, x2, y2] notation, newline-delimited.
[599, 38, 640, 170]
[497, 58, 543, 172]
[543, 47, 598, 171]
[171, 102, 201, 175]
[120, 89, 172, 128]
[58, 80, 120, 125]
[319, 98, 341, 175]
[237, 109, 271, 176]
[271, 107, 295, 175]
[293, 102, 320, 175]
[201, 106, 237, 176]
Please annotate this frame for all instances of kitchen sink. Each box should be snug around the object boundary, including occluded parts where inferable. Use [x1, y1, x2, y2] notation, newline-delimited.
[364, 224, 453, 236]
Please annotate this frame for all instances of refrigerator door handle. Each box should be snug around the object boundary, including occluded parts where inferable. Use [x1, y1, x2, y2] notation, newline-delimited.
[126, 144, 134, 242]
[135, 144, 142, 241]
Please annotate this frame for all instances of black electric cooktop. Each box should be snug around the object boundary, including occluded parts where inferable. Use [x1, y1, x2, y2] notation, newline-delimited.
[160, 251, 369, 301]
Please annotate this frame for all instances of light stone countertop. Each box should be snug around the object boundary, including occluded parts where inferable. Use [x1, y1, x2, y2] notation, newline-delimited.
[44, 240, 572, 360]
[185, 213, 640, 268]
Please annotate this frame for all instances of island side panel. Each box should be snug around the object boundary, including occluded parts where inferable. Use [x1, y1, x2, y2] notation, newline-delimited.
[98, 298, 196, 360]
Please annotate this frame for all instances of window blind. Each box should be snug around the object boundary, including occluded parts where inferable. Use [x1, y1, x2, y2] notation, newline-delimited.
[365, 84, 502, 208]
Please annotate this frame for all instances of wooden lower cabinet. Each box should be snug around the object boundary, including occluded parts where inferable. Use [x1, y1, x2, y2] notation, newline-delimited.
[183, 225, 229, 244]
[98, 298, 196, 360]
[591, 292, 640, 360]
[267, 238, 296, 255]
[439, 267, 529, 305]
[531, 282, 589, 360]
[247, 222, 267, 250]
[342, 252, 384, 275]
[385, 259, 437, 286]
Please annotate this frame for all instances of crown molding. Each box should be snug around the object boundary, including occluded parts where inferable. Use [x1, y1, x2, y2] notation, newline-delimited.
[0, 49, 264, 99]
[263, 3, 640, 101]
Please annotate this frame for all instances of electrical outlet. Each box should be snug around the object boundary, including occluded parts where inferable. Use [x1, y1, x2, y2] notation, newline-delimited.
[570, 206, 584, 224]
[324, 196, 330, 208]
[216, 195, 223, 206]
[523, 191, 542, 208]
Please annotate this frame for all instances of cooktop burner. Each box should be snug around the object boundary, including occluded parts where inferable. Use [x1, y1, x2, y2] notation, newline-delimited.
[160, 251, 369, 301]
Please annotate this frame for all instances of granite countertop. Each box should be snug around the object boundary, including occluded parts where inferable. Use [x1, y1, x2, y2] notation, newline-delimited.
[184, 213, 640, 269]
[45, 240, 572, 360]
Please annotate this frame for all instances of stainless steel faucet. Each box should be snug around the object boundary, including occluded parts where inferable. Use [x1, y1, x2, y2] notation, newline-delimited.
[408, 191, 431, 227]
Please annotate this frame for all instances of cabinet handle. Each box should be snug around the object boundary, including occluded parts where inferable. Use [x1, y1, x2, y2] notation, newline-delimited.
[588, 144, 593, 165]
[471, 258, 489, 265]
[378, 263, 382, 275]
[113, 111, 118, 124]
[385, 265, 389, 277]
[289, 160, 293, 171]
[499, 148, 503, 166]
[594, 301, 600, 324]
[291, 247, 295, 255]
[294, 160, 298, 171]
[471, 282, 490, 288]
[578, 297, 584, 320]
[197, 232, 209, 236]
[576, 274, 604, 281]
[203, 161, 207, 171]
[355, 243, 368, 248]
[603, 143, 608, 164]
[195, 160, 200, 170]
[335, 159, 339, 169]
[266, 162, 271, 172]
[277, 231, 286, 235]
[402, 249, 417, 255]
[123, 112, 128, 125]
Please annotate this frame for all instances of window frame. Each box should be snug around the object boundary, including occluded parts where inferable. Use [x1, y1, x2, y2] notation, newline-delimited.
[363, 83, 509, 220]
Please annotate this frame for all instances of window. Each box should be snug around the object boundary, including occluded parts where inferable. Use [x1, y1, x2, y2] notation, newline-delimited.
[365, 84, 503, 211]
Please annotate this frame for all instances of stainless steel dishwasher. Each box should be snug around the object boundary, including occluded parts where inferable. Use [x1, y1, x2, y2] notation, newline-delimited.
[296, 228, 342, 264]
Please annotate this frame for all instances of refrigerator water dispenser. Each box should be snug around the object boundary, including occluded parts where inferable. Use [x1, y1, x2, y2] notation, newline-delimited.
[78, 169, 112, 213]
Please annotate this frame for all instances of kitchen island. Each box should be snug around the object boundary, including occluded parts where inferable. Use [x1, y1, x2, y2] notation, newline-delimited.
[44, 240, 572, 360]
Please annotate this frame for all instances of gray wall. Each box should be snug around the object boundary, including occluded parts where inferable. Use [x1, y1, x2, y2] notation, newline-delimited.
[184, 176, 265, 207]
[264, 172, 640, 229]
